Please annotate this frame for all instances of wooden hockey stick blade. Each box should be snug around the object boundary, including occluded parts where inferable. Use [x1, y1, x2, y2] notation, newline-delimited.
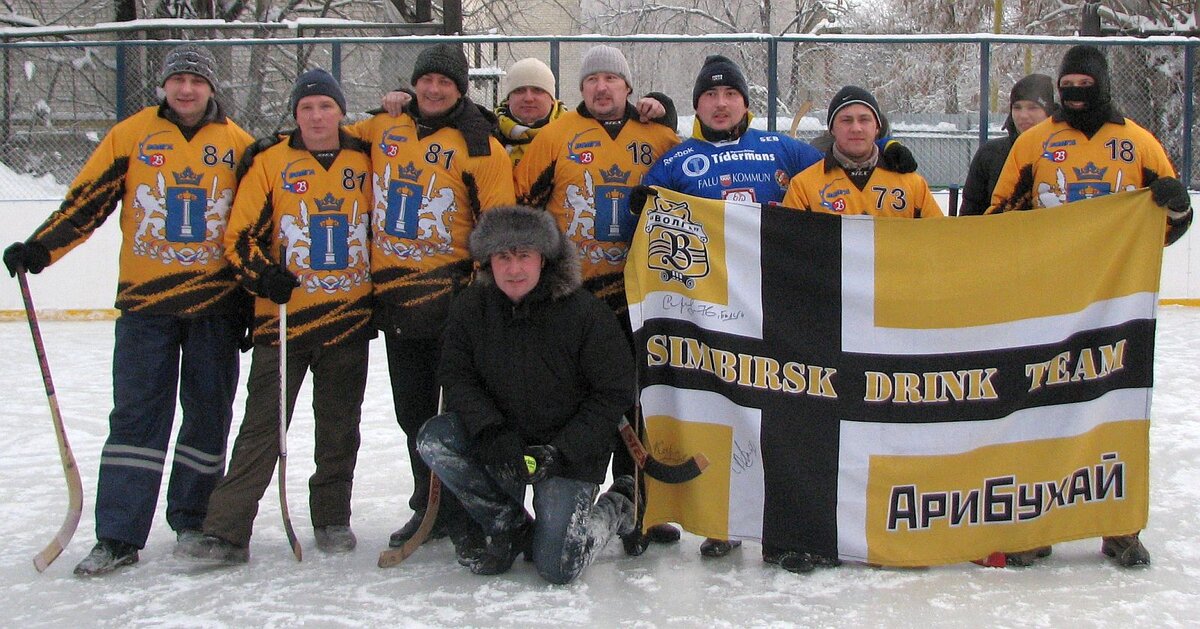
[378, 474, 442, 568]
[788, 101, 814, 138]
[617, 417, 709, 484]
[20, 270, 84, 573]
[279, 458, 302, 561]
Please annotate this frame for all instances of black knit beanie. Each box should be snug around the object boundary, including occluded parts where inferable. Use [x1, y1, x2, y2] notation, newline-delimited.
[412, 43, 470, 96]
[290, 68, 346, 118]
[1009, 73, 1056, 114]
[827, 85, 881, 129]
[692, 54, 749, 108]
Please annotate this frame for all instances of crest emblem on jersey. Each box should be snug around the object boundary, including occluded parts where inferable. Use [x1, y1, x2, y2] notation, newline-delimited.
[165, 166, 207, 243]
[137, 130, 172, 167]
[385, 161, 424, 238]
[309, 193, 349, 271]
[1065, 162, 1112, 202]
[644, 195, 709, 289]
[594, 164, 634, 242]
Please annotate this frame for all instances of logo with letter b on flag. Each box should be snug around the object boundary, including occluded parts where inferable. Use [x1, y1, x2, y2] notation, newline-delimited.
[644, 196, 710, 289]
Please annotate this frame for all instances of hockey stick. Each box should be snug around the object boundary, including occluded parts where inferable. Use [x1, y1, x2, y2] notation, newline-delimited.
[277, 247, 301, 562]
[18, 269, 84, 572]
[788, 101, 814, 138]
[378, 388, 445, 569]
[618, 416, 709, 484]
[377, 474, 441, 568]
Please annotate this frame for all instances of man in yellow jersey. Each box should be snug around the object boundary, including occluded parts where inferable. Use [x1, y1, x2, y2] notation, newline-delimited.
[3, 44, 253, 576]
[987, 45, 1192, 568]
[783, 85, 942, 219]
[349, 43, 514, 562]
[178, 69, 375, 564]
[515, 44, 683, 555]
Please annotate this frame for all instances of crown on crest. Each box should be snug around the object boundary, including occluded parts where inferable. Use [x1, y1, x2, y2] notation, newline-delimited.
[599, 164, 632, 184]
[171, 166, 204, 186]
[1072, 162, 1107, 181]
[395, 161, 423, 182]
[313, 192, 345, 213]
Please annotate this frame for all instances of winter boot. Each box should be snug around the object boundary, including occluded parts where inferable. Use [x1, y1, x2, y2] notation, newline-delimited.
[449, 521, 488, 567]
[172, 529, 205, 558]
[73, 539, 139, 577]
[603, 475, 638, 537]
[176, 534, 249, 565]
[470, 519, 533, 576]
[1004, 546, 1052, 567]
[700, 538, 742, 558]
[388, 510, 446, 548]
[314, 525, 357, 553]
[645, 523, 682, 544]
[1102, 534, 1151, 567]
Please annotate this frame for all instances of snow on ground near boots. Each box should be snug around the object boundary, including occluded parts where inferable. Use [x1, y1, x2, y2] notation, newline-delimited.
[2, 309, 1198, 628]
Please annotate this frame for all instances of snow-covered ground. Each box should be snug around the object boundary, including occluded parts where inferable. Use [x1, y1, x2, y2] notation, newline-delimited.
[2, 308, 1199, 628]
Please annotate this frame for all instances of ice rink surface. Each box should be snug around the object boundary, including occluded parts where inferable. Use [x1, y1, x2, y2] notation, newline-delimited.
[1, 307, 1198, 628]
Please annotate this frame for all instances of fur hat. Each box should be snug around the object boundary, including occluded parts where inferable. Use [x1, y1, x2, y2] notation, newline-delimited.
[504, 58, 556, 98]
[412, 43, 470, 96]
[1009, 73, 1056, 114]
[827, 85, 881, 129]
[692, 54, 749, 108]
[160, 44, 218, 90]
[578, 45, 632, 91]
[1058, 44, 1111, 102]
[470, 206, 580, 297]
[290, 68, 346, 118]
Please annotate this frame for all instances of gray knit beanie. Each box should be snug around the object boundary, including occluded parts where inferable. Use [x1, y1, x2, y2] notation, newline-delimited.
[412, 43, 470, 96]
[160, 44, 218, 90]
[578, 45, 632, 91]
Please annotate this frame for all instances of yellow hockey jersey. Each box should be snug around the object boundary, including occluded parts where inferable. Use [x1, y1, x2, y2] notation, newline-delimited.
[224, 130, 374, 348]
[346, 112, 515, 338]
[989, 116, 1177, 213]
[514, 106, 680, 314]
[29, 104, 253, 315]
[782, 155, 944, 219]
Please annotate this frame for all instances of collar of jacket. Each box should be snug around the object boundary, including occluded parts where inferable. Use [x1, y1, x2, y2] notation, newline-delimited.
[407, 96, 498, 157]
[822, 143, 880, 173]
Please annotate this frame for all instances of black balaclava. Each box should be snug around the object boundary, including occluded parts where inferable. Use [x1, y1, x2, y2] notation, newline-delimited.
[1057, 45, 1114, 137]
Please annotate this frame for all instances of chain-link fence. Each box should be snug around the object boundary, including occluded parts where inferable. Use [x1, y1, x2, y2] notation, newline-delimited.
[1, 31, 1196, 201]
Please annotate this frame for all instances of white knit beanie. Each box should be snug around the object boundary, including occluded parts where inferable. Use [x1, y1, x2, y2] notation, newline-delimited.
[504, 58, 556, 98]
[578, 45, 632, 91]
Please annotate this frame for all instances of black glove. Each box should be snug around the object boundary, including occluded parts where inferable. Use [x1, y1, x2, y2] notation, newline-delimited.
[879, 140, 918, 174]
[524, 445, 563, 484]
[254, 264, 300, 305]
[1150, 176, 1191, 217]
[629, 185, 657, 216]
[472, 425, 527, 474]
[4, 241, 50, 277]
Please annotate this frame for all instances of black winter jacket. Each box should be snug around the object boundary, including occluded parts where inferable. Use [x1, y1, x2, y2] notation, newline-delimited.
[438, 258, 635, 484]
[960, 125, 1017, 216]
